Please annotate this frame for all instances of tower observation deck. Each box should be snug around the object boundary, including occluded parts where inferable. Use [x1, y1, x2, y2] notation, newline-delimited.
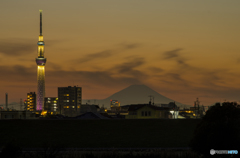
[36, 10, 46, 111]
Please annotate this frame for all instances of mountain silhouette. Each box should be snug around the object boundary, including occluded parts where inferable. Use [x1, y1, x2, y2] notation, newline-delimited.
[83, 84, 185, 108]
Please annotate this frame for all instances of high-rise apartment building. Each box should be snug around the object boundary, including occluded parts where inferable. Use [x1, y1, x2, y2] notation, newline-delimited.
[36, 10, 46, 111]
[58, 86, 82, 117]
[44, 97, 58, 112]
[27, 92, 36, 111]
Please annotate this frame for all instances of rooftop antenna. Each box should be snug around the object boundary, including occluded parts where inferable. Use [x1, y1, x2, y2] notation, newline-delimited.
[20, 98, 22, 111]
[5, 93, 8, 110]
[148, 95, 153, 105]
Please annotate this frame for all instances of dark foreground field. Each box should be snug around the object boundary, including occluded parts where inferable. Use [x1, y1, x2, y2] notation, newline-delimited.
[0, 119, 201, 148]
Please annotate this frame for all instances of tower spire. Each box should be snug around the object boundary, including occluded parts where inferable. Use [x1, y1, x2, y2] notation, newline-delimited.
[40, 10, 42, 35]
[36, 9, 46, 111]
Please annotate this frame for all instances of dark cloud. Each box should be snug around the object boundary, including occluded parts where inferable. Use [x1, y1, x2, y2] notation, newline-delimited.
[114, 57, 144, 73]
[162, 48, 191, 69]
[0, 64, 143, 89]
[160, 73, 191, 88]
[76, 50, 113, 63]
[75, 43, 141, 63]
[158, 48, 240, 102]
[111, 57, 147, 79]
[46, 70, 142, 88]
[166, 73, 183, 81]
[47, 62, 62, 70]
[0, 65, 35, 77]
[0, 39, 35, 56]
[122, 43, 141, 50]
[148, 67, 164, 73]
[163, 48, 182, 60]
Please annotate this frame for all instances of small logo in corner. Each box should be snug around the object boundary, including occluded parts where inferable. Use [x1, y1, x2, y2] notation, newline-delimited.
[210, 149, 215, 155]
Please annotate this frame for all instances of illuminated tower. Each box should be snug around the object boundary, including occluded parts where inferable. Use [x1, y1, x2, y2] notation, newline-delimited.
[36, 10, 46, 111]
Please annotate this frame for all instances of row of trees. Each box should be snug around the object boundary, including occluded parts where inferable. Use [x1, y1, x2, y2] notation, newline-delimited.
[190, 102, 240, 157]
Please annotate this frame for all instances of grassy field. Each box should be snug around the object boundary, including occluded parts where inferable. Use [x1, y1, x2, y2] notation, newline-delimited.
[0, 119, 201, 148]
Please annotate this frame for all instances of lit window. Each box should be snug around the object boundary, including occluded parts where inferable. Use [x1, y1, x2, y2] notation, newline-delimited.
[77, 106, 80, 108]
[67, 100, 69, 102]
[72, 106, 75, 108]
[72, 100, 74, 102]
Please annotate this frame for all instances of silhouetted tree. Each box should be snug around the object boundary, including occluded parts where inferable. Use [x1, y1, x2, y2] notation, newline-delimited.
[190, 102, 240, 157]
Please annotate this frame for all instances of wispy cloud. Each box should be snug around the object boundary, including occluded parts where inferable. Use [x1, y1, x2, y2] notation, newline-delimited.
[114, 57, 144, 73]
[111, 57, 148, 79]
[121, 43, 141, 50]
[0, 39, 35, 56]
[163, 48, 183, 59]
[148, 67, 164, 73]
[159, 48, 240, 98]
[47, 62, 63, 71]
[77, 50, 113, 63]
[74, 43, 142, 63]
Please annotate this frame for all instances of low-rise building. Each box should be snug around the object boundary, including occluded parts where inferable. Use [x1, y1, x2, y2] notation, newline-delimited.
[126, 104, 171, 119]
[80, 104, 99, 114]
[0, 111, 38, 119]
[179, 109, 195, 118]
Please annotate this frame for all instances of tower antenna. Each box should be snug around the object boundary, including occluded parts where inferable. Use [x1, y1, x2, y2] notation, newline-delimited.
[39, 10, 42, 35]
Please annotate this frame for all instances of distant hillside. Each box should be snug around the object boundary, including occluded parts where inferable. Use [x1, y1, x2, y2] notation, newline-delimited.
[83, 84, 187, 108]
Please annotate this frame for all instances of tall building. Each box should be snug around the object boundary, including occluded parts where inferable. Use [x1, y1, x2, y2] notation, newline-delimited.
[27, 92, 36, 111]
[58, 86, 82, 116]
[44, 97, 58, 112]
[36, 10, 46, 111]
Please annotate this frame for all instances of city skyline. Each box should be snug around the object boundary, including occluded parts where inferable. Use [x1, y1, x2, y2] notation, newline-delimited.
[1, 1, 240, 106]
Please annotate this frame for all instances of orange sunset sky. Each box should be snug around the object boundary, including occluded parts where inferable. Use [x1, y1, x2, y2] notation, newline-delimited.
[1, 0, 240, 106]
